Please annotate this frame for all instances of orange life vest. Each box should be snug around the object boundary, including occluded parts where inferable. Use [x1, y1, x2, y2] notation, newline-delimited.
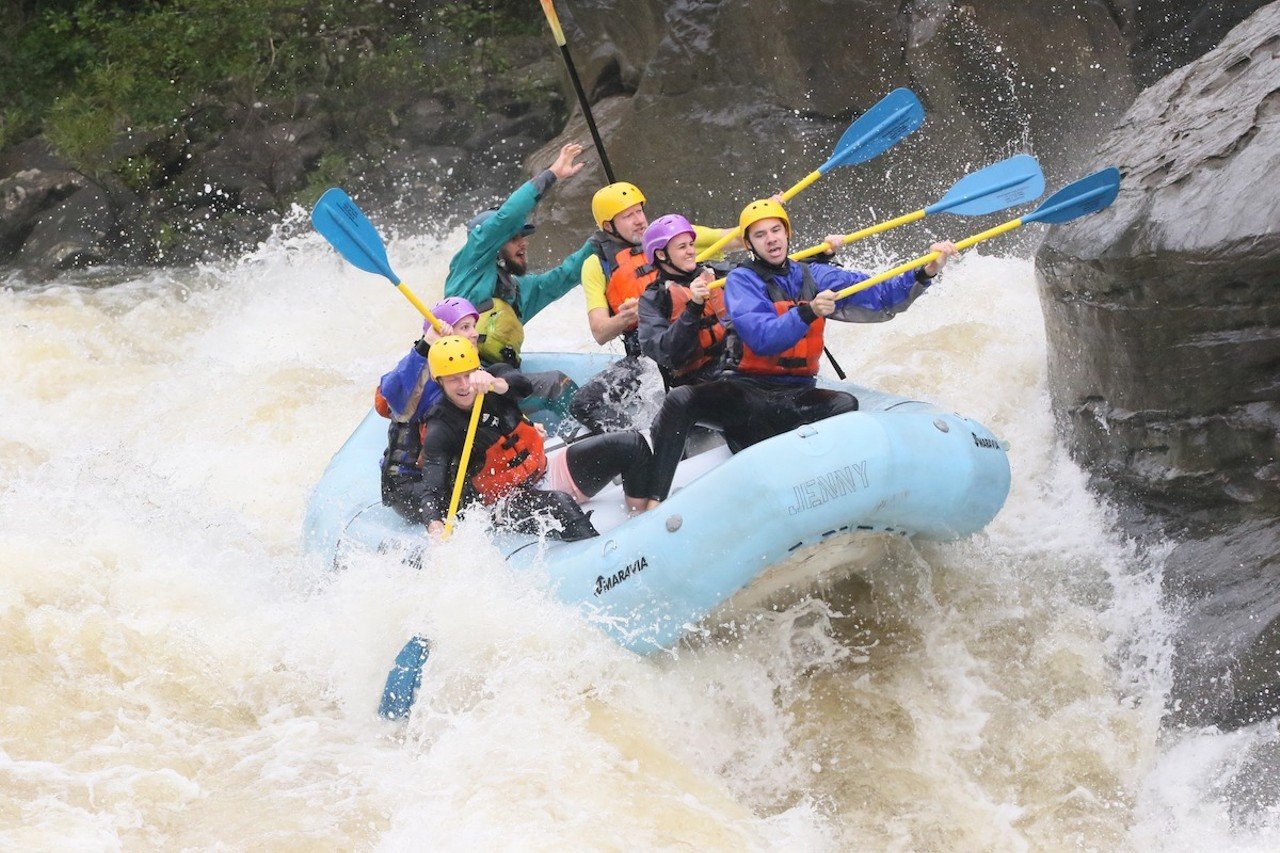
[590, 231, 658, 358]
[664, 281, 729, 378]
[469, 419, 547, 504]
[604, 246, 658, 315]
[735, 262, 826, 378]
[374, 386, 392, 419]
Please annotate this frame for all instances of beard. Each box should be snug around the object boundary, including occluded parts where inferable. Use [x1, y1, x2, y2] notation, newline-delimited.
[501, 252, 528, 276]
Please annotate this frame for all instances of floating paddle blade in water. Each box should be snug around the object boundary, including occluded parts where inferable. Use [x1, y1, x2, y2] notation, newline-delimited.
[378, 635, 430, 720]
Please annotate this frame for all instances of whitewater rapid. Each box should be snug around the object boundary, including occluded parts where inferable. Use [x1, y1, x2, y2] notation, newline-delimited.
[2, 217, 1277, 849]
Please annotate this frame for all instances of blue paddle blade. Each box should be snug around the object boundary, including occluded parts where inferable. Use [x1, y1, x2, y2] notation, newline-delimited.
[819, 88, 925, 173]
[1024, 167, 1121, 225]
[378, 635, 430, 720]
[311, 187, 400, 284]
[926, 154, 1045, 216]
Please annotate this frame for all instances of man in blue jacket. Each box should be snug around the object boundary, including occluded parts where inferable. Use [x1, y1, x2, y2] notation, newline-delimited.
[444, 142, 593, 367]
[642, 198, 957, 506]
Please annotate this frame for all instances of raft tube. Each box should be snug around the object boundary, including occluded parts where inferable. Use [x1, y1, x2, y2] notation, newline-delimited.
[303, 353, 1010, 654]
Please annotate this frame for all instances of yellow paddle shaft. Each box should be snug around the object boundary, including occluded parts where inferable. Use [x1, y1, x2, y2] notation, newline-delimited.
[444, 391, 486, 537]
[396, 282, 444, 333]
[694, 168, 827, 264]
[791, 208, 927, 261]
[540, 0, 567, 46]
[780, 169, 822, 202]
[706, 208, 932, 291]
[833, 217, 1024, 300]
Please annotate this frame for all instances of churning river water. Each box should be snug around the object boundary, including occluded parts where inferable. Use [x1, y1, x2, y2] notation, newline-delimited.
[2, 215, 1278, 849]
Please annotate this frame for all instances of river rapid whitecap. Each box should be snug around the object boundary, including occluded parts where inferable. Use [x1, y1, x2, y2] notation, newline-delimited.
[2, 220, 1277, 849]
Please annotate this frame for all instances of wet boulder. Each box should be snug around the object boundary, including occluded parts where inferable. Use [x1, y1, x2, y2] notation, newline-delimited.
[1036, 2, 1280, 728]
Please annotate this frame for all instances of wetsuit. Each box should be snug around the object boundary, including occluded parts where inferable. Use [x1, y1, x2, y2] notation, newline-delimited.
[645, 257, 935, 501]
[419, 365, 654, 539]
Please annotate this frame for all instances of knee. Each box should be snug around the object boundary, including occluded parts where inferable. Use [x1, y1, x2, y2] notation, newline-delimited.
[663, 385, 696, 411]
[833, 392, 858, 415]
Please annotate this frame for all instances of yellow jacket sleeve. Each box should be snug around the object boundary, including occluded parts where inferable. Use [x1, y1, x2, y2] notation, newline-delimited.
[582, 254, 609, 313]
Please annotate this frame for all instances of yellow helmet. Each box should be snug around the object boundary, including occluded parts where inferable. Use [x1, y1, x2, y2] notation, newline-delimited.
[738, 198, 791, 244]
[591, 182, 647, 228]
[428, 335, 481, 378]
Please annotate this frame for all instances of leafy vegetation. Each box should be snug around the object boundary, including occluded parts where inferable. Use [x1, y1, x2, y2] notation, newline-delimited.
[0, 0, 539, 172]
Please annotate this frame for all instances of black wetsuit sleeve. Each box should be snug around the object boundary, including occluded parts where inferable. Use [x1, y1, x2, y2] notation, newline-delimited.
[638, 285, 702, 372]
[490, 363, 534, 399]
[419, 417, 465, 524]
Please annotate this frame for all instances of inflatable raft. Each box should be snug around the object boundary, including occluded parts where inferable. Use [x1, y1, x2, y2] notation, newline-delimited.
[303, 352, 1010, 654]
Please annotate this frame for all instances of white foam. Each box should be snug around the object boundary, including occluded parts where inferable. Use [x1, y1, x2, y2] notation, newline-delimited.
[0, 233, 1274, 847]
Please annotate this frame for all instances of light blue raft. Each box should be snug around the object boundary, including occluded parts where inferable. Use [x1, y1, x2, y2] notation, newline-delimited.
[303, 353, 1010, 654]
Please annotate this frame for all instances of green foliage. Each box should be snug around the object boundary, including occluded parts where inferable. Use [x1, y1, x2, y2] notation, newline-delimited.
[296, 151, 349, 208]
[1, 0, 538, 172]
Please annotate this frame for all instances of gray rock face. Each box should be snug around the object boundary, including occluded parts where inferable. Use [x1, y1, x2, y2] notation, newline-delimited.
[527, 0, 1140, 261]
[1037, 2, 1280, 511]
[1036, 1, 1280, 728]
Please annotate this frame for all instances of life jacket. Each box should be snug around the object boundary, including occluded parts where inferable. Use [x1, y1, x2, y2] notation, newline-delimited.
[590, 231, 658, 357]
[469, 418, 547, 504]
[733, 260, 825, 378]
[374, 386, 392, 419]
[659, 278, 730, 379]
[475, 266, 525, 366]
[381, 419, 425, 483]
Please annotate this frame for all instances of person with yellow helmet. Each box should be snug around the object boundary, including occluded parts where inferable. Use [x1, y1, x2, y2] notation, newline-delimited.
[640, 199, 958, 507]
[570, 181, 738, 432]
[417, 337, 656, 539]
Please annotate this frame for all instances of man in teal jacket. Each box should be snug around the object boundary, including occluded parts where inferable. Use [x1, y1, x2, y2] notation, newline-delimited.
[444, 142, 593, 367]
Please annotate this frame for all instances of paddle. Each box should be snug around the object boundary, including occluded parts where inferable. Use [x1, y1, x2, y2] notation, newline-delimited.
[446, 389, 486, 537]
[705, 154, 1046, 291]
[311, 187, 444, 333]
[789, 154, 1045, 261]
[695, 88, 926, 263]
[831, 167, 1121, 300]
[378, 635, 430, 720]
[540, 0, 616, 182]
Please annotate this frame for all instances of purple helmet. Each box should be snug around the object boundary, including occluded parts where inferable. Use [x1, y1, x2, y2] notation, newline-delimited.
[642, 214, 697, 265]
[428, 296, 479, 332]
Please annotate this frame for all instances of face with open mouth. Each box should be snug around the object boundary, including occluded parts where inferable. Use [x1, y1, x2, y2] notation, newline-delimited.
[500, 236, 528, 275]
[746, 218, 789, 266]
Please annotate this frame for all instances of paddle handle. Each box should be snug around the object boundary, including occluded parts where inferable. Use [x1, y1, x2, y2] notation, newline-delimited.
[833, 217, 1024, 300]
[539, 0, 566, 45]
[444, 391, 486, 537]
[790, 208, 927, 262]
[541, 0, 615, 182]
[395, 283, 444, 333]
[780, 170, 822, 202]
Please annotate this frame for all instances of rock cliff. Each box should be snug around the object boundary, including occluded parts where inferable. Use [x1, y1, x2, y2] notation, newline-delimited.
[1036, 1, 1280, 728]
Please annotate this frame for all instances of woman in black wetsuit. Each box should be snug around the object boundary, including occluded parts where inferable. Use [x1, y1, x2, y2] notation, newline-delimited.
[419, 336, 654, 540]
